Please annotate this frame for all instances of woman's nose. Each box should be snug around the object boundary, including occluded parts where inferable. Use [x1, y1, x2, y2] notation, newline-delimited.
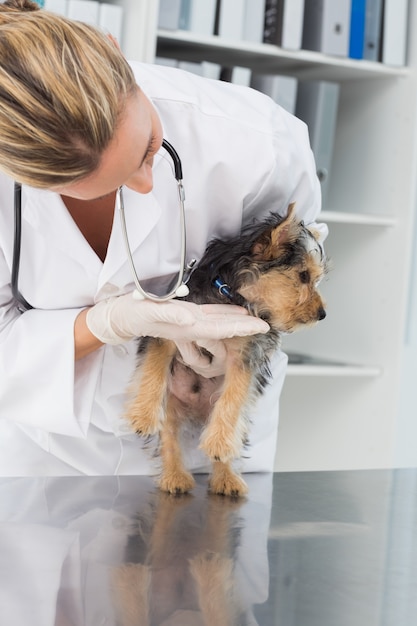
[126, 163, 154, 194]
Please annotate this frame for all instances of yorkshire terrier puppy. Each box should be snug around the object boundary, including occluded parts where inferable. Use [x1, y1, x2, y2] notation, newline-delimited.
[125, 204, 328, 497]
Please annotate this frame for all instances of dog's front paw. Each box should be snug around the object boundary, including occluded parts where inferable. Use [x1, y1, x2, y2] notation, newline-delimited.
[125, 403, 163, 437]
[209, 464, 248, 497]
[199, 426, 240, 463]
[158, 469, 195, 495]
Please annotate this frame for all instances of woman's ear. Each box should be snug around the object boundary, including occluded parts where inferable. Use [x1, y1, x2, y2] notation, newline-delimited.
[107, 33, 121, 51]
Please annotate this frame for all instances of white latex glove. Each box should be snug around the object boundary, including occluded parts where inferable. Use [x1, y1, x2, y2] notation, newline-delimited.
[175, 338, 229, 378]
[86, 293, 269, 346]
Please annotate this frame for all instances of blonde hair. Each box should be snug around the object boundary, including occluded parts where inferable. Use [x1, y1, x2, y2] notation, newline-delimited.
[0, 0, 137, 187]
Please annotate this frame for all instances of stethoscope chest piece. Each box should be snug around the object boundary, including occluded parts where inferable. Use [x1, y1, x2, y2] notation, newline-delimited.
[132, 282, 189, 301]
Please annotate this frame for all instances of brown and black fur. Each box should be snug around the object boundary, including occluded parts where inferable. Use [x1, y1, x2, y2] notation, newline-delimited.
[111, 486, 246, 625]
[125, 205, 328, 497]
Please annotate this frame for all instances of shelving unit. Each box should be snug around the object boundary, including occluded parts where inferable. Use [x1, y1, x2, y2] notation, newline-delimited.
[287, 358, 381, 378]
[320, 211, 397, 227]
[156, 29, 409, 81]
[115, 0, 417, 472]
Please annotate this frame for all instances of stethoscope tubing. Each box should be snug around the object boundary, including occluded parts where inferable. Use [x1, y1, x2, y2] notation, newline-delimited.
[11, 139, 192, 311]
[116, 139, 190, 302]
[12, 181, 33, 312]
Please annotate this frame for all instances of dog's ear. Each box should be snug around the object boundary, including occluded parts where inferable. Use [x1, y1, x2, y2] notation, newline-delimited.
[252, 203, 297, 260]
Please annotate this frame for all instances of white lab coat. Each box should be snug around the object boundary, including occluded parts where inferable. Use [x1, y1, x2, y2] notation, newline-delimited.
[0, 61, 325, 476]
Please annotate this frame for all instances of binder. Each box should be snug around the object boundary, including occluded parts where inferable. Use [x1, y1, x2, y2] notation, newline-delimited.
[263, 0, 305, 50]
[158, 0, 182, 30]
[67, 0, 99, 25]
[43, 0, 67, 14]
[219, 65, 251, 86]
[98, 4, 123, 41]
[263, 0, 283, 46]
[178, 61, 221, 80]
[155, 57, 179, 68]
[178, 61, 205, 74]
[302, 0, 351, 57]
[179, 0, 191, 29]
[295, 80, 340, 208]
[229, 66, 252, 86]
[159, 59, 221, 81]
[381, 0, 409, 66]
[243, 0, 267, 43]
[363, 0, 383, 61]
[217, 0, 246, 41]
[349, 0, 366, 59]
[251, 73, 298, 115]
[282, 0, 305, 49]
[180, 0, 217, 36]
[200, 61, 222, 80]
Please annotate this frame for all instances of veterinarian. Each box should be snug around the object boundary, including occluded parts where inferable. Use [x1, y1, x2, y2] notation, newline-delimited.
[0, 0, 327, 476]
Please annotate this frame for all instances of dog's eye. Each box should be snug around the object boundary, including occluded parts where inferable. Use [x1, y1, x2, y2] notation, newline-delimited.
[299, 270, 310, 283]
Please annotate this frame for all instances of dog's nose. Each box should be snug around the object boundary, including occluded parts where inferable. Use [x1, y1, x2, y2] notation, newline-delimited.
[317, 307, 326, 321]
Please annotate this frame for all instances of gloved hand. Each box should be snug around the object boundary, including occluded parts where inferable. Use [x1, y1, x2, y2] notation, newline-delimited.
[86, 293, 269, 346]
[175, 338, 229, 378]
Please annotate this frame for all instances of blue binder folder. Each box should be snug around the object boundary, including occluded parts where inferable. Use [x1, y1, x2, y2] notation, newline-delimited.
[349, 0, 366, 59]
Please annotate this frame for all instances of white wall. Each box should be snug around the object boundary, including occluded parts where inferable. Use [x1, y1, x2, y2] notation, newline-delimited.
[396, 198, 417, 466]
[394, 1, 417, 467]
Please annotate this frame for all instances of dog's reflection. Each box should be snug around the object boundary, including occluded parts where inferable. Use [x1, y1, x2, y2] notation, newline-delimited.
[111, 484, 246, 626]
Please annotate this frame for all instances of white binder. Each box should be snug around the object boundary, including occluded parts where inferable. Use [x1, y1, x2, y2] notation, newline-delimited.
[157, 0, 182, 30]
[382, 0, 409, 66]
[98, 4, 123, 42]
[263, 0, 305, 50]
[217, 0, 246, 41]
[251, 74, 298, 115]
[67, 0, 99, 26]
[363, 0, 383, 61]
[282, 0, 305, 50]
[243, 0, 266, 43]
[296, 80, 340, 208]
[180, 0, 217, 36]
[43, 0, 67, 14]
[302, 0, 351, 57]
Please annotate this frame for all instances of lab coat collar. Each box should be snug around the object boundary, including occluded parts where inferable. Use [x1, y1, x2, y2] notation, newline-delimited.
[21, 185, 162, 290]
[22, 187, 103, 276]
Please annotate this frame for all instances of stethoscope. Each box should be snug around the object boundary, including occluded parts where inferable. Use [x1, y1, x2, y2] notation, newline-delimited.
[12, 139, 195, 312]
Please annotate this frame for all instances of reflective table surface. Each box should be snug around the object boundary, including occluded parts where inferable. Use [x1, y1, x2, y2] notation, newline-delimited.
[1, 469, 417, 625]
